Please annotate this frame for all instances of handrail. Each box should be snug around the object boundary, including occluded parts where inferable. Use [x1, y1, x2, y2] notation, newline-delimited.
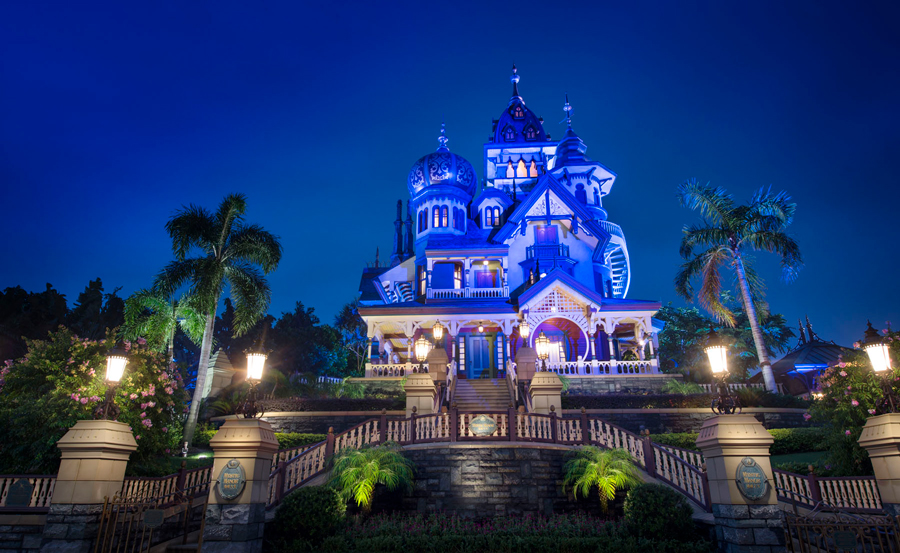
[0, 475, 56, 510]
[505, 360, 518, 405]
[773, 469, 882, 513]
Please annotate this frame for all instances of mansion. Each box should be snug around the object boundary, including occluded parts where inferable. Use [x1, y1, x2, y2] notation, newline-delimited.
[357, 67, 664, 389]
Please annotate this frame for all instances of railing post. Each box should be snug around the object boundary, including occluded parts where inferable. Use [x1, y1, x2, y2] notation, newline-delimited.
[409, 407, 418, 444]
[700, 464, 712, 511]
[806, 466, 822, 505]
[509, 404, 518, 443]
[176, 459, 188, 501]
[450, 405, 458, 443]
[379, 409, 387, 445]
[641, 433, 656, 476]
[275, 461, 286, 506]
[580, 407, 590, 445]
[325, 426, 335, 458]
[550, 405, 559, 443]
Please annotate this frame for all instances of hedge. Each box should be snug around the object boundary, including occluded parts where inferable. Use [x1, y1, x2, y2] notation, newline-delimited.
[650, 427, 829, 454]
[192, 430, 326, 451]
[259, 397, 405, 412]
[561, 392, 808, 410]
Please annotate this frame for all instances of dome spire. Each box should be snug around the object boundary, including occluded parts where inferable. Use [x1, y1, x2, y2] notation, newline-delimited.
[562, 93, 573, 128]
[437, 121, 449, 151]
[510, 64, 520, 98]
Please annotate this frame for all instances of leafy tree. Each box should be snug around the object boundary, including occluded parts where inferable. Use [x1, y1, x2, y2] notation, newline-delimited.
[214, 298, 276, 366]
[562, 446, 642, 513]
[329, 441, 415, 511]
[154, 194, 282, 445]
[271, 302, 345, 377]
[0, 327, 186, 472]
[67, 278, 125, 340]
[334, 300, 369, 377]
[0, 284, 68, 361]
[676, 180, 802, 392]
[121, 289, 206, 364]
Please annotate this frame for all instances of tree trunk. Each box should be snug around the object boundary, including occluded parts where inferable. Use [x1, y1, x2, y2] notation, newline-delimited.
[167, 328, 175, 366]
[183, 304, 217, 446]
[733, 254, 778, 393]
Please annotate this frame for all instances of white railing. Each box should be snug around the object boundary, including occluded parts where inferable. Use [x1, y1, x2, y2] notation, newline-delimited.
[506, 360, 518, 404]
[0, 475, 55, 509]
[545, 358, 660, 376]
[426, 286, 509, 299]
[699, 382, 786, 394]
[365, 362, 411, 377]
[296, 376, 343, 385]
[446, 361, 457, 404]
[773, 470, 882, 512]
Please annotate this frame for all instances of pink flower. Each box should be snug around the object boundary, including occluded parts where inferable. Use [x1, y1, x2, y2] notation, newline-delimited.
[851, 399, 859, 406]
[140, 403, 148, 410]
[803, 413, 812, 421]
[135, 435, 141, 440]
[141, 419, 152, 428]
[162, 427, 168, 433]
[89, 396, 100, 402]
[141, 391, 149, 397]
[869, 409, 877, 415]
[840, 371, 848, 377]
[845, 430, 852, 436]
[148, 401, 155, 408]
[124, 341, 131, 352]
[165, 387, 173, 395]
[80, 398, 88, 404]
[137, 337, 146, 345]
[88, 369, 95, 376]
[140, 412, 147, 419]
[129, 393, 138, 400]
[165, 448, 171, 454]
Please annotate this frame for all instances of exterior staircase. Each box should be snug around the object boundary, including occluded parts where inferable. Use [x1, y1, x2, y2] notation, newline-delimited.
[453, 379, 511, 411]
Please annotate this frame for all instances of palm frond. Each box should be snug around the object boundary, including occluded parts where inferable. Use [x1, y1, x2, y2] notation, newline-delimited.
[164, 205, 217, 259]
[697, 248, 736, 326]
[225, 262, 271, 336]
[175, 294, 208, 346]
[749, 186, 796, 227]
[679, 224, 731, 259]
[676, 178, 734, 227]
[153, 260, 199, 299]
[226, 224, 283, 273]
[214, 194, 247, 250]
[740, 230, 803, 282]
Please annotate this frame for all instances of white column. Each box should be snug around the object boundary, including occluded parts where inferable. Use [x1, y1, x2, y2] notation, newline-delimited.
[406, 335, 413, 373]
[648, 332, 655, 356]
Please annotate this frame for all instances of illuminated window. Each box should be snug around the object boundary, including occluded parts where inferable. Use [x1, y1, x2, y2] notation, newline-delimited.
[454, 265, 462, 289]
[418, 265, 426, 295]
[419, 209, 428, 232]
[492, 207, 501, 226]
[516, 159, 527, 178]
[503, 125, 516, 142]
[433, 206, 440, 228]
[512, 105, 525, 119]
[524, 126, 536, 140]
[441, 206, 449, 227]
[506, 160, 514, 178]
[529, 160, 538, 177]
[484, 208, 494, 227]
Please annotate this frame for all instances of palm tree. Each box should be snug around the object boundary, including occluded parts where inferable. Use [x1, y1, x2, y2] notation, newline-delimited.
[329, 441, 415, 512]
[121, 289, 206, 364]
[154, 193, 282, 445]
[562, 446, 642, 513]
[675, 180, 802, 393]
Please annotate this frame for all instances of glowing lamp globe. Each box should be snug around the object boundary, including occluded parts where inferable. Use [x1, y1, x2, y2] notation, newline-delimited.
[415, 337, 432, 363]
[518, 320, 530, 340]
[862, 322, 892, 373]
[246, 352, 267, 382]
[704, 330, 728, 376]
[535, 331, 551, 361]
[105, 349, 128, 383]
[432, 322, 443, 342]
[478, 324, 484, 333]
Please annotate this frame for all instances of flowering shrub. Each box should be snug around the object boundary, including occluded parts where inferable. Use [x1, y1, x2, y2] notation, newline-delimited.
[807, 324, 900, 476]
[0, 327, 187, 473]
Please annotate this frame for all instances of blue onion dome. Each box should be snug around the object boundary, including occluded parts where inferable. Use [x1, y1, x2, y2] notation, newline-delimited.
[407, 123, 478, 198]
[554, 94, 589, 168]
[491, 65, 548, 144]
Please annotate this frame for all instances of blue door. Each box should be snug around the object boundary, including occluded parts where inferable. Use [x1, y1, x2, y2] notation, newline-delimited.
[467, 336, 491, 379]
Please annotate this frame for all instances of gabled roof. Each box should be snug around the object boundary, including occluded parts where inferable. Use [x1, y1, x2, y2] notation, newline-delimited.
[472, 187, 514, 209]
[515, 269, 661, 312]
[771, 340, 852, 375]
[424, 228, 507, 252]
[493, 173, 611, 248]
[358, 266, 389, 302]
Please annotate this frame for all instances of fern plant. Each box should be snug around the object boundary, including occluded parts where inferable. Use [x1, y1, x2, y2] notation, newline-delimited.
[329, 441, 414, 512]
[562, 447, 642, 513]
[662, 379, 704, 395]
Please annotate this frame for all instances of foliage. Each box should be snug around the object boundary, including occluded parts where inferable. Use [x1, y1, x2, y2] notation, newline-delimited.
[807, 329, 900, 475]
[267, 486, 346, 551]
[126, 454, 214, 477]
[0, 284, 68, 361]
[276, 433, 327, 450]
[662, 379, 704, 395]
[153, 193, 282, 446]
[307, 513, 711, 553]
[260, 397, 404, 412]
[562, 447, 642, 513]
[67, 278, 126, 340]
[0, 327, 187, 472]
[624, 484, 695, 542]
[675, 180, 802, 392]
[329, 441, 415, 511]
[562, 391, 808, 410]
[334, 299, 369, 377]
[121, 289, 205, 362]
[649, 428, 829, 454]
[192, 428, 218, 448]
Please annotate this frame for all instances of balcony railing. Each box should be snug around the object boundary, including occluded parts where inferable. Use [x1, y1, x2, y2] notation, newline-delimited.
[526, 243, 570, 259]
[426, 286, 509, 299]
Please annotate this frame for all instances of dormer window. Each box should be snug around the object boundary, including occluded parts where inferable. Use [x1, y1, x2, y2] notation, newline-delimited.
[530, 160, 538, 177]
[524, 125, 537, 140]
[506, 160, 514, 178]
[516, 159, 527, 178]
[484, 206, 501, 227]
[512, 105, 525, 119]
[503, 125, 516, 142]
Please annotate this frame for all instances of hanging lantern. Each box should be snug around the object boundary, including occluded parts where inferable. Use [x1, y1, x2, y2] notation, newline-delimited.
[535, 331, 551, 361]
[433, 322, 444, 342]
[519, 320, 531, 340]
[704, 330, 728, 376]
[862, 321, 892, 373]
[478, 324, 484, 333]
[415, 337, 432, 363]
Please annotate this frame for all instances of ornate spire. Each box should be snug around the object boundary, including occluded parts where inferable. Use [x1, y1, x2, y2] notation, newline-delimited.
[798, 319, 807, 345]
[806, 315, 821, 342]
[437, 121, 449, 151]
[510, 64, 520, 98]
[562, 93, 573, 128]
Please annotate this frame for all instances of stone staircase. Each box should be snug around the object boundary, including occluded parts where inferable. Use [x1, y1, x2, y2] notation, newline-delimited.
[453, 379, 511, 411]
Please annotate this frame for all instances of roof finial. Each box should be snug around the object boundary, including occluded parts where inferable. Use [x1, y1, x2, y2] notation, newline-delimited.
[510, 64, 520, 98]
[437, 121, 449, 151]
[798, 318, 807, 345]
[806, 315, 820, 342]
[563, 93, 573, 128]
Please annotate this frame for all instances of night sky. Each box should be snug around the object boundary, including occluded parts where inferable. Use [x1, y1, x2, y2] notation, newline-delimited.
[2, 1, 898, 349]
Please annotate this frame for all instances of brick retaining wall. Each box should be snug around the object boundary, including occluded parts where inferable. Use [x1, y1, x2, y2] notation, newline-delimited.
[564, 408, 814, 434]
[0, 514, 44, 552]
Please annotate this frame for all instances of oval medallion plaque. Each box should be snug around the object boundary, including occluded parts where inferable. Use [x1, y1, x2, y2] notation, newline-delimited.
[5, 479, 34, 507]
[469, 415, 498, 437]
[735, 457, 769, 500]
[218, 459, 246, 501]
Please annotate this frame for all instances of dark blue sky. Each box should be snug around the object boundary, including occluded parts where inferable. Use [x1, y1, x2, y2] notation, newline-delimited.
[2, 1, 898, 349]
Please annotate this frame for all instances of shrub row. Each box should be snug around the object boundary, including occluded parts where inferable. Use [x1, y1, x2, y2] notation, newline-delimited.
[259, 397, 405, 412]
[192, 430, 326, 451]
[562, 392, 808, 410]
[650, 427, 829, 455]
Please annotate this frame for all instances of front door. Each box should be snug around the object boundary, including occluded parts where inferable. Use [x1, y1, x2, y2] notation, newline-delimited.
[467, 336, 491, 379]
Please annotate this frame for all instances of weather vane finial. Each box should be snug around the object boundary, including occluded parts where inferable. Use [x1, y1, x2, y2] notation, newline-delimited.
[437, 121, 449, 151]
[562, 93, 573, 127]
[511, 64, 520, 97]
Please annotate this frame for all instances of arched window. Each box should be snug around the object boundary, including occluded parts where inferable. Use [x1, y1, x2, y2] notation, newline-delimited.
[484, 208, 494, 227]
[432, 206, 440, 228]
[503, 126, 516, 142]
[512, 105, 525, 119]
[506, 160, 514, 178]
[516, 159, 527, 178]
[441, 206, 449, 227]
[524, 125, 536, 140]
[529, 160, 538, 177]
[420, 209, 429, 232]
[492, 207, 501, 226]
[418, 265, 426, 295]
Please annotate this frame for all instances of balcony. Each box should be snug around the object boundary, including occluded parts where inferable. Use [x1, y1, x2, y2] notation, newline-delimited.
[427, 286, 509, 300]
[526, 243, 570, 259]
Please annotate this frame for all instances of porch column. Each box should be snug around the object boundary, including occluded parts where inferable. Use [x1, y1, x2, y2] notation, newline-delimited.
[607, 336, 616, 363]
[635, 327, 645, 360]
[648, 333, 656, 357]
[406, 334, 413, 373]
[696, 415, 784, 552]
[588, 332, 596, 361]
[464, 258, 472, 296]
[858, 414, 900, 515]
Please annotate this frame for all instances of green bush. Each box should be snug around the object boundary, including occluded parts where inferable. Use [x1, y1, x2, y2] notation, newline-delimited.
[277, 433, 326, 450]
[561, 391, 809, 409]
[266, 486, 346, 551]
[650, 428, 829, 454]
[192, 429, 217, 448]
[624, 484, 695, 542]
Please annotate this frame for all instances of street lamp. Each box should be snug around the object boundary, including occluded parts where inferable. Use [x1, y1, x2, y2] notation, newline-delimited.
[862, 321, 897, 413]
[95, 347, 127, 420]
[415, 337, 432, 373]
[238, 346, 267, 418]
[705, 330, 740, 415]
[518, 320, 530, 341]
[433, 322, 443, 345]
[535, 331, 551, 372]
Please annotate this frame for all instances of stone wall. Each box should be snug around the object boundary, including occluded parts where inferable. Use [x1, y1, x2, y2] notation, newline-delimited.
[565, 375, 679, 394]
[0, 514, 44, 552]
[387, 445, 605, 519]
[255, 412, 403, 435]
[565, 409, 815, 434]
[346, 378, 405, 397]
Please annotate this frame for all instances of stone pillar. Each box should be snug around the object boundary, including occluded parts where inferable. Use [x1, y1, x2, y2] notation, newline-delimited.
[404, 373, 436, 418]
[43, 419, 138, 552]
[204, 418, 279, 553]
[858, 413, 900, 516]
[426, 347, 449, 384]
[529, 371, 563, 415]
[696, 415, 784, 553]
[515, 346, 537, 381]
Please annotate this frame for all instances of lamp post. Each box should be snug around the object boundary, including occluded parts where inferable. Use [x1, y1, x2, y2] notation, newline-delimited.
[705, 330, 740, 415]
[237, 346, 267, 418]
[95, 347, 127, 420]
[415, 337, 432, 373]
[433, 322, 443, 346]
[519, 320, 530, 341]
[535, 331, 550, 372]
[862, 321, 897, 413]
